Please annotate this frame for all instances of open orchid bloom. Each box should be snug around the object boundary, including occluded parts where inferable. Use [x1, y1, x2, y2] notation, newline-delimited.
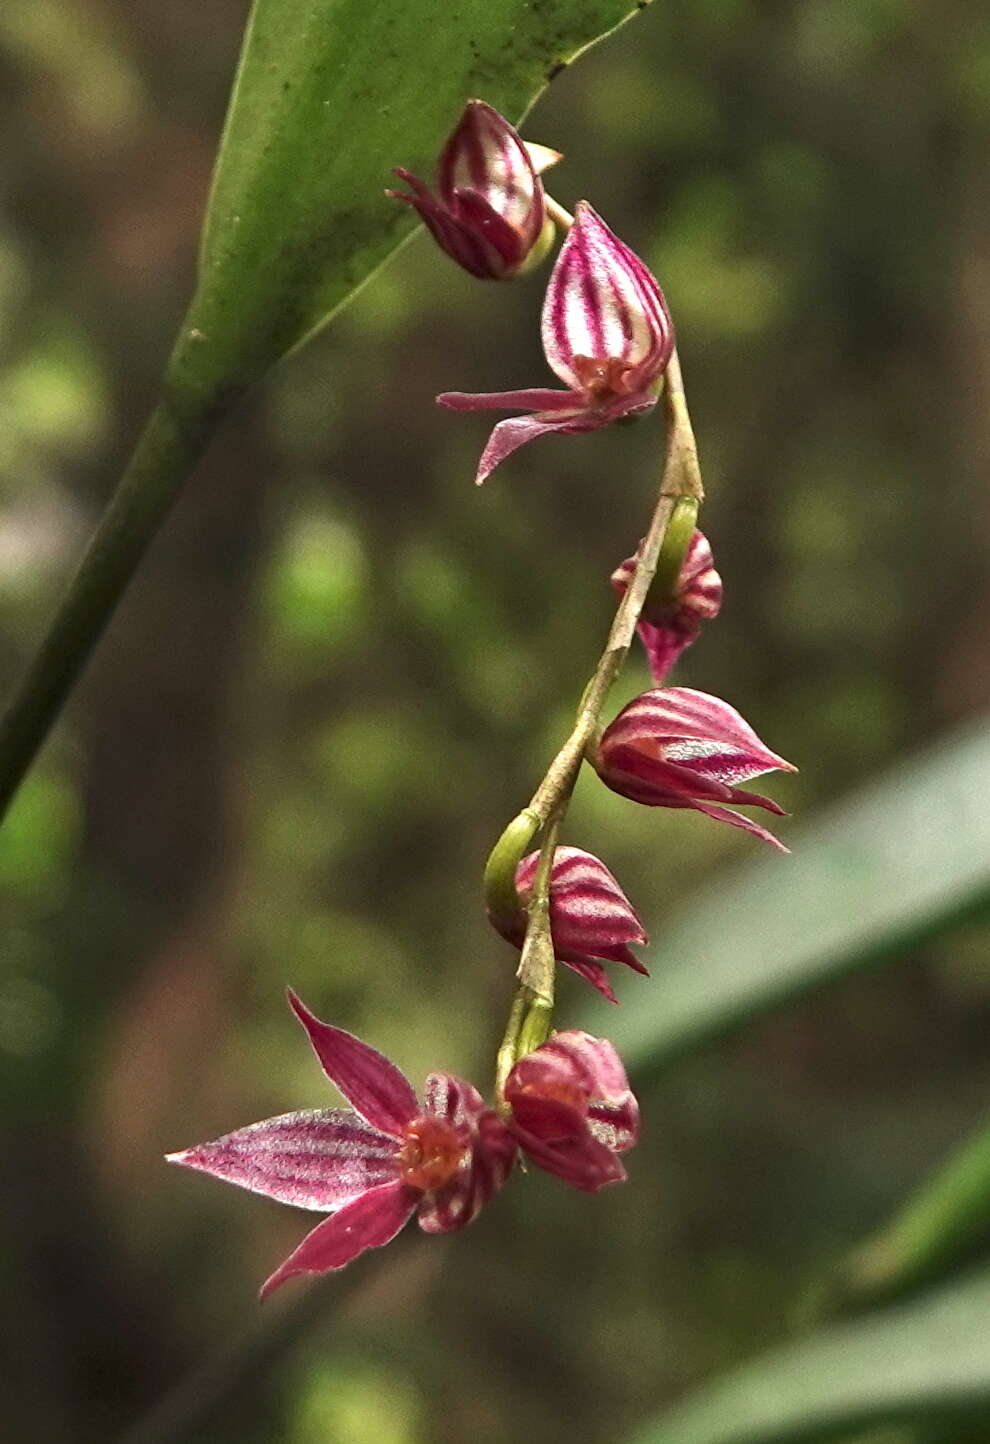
[505, 1031, 639, 1191]
[167, 991, 516, 1297]
[438, 201, 675, 483]
[611, 530, 723, 684]
[593, 687, 796, 851]
[491, 846, 648, 1004]
[387, 100, 560, 280]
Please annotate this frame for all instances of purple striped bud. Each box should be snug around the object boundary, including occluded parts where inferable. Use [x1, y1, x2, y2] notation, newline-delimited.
[593, 687, 796, 851]
[168, 990, 516, 1297]
[438, 202, 675, 483]
[505, 1031, 639, 1192]
[387, 100, 559, 280]
[611, 530, 723, 683]
[491, 846, 648, 1004]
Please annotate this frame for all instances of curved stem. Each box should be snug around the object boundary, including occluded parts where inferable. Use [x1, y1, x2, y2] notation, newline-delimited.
[0, 390, 230, 822]
[491, 351, 705, 1074]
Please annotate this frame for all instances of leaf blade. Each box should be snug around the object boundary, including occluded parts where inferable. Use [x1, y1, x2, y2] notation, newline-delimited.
[176, 0, 654, 399]
[630, 1266, 990, 1444]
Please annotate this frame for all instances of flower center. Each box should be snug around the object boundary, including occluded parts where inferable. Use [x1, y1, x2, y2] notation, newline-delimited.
[398, 1115, 467, 1190]
[572, 355, 636, 401]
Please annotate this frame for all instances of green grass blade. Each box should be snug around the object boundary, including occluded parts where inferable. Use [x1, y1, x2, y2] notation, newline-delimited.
[631, 1266, 990, 1444]
[829, 1116, 990, 1314]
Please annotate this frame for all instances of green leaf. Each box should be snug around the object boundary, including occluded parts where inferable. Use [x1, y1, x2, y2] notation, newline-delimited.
[591, 717, 990, 1074]
[171, 0, 653, 403]
[629, 1266, 990, 1444]
[0, 0, 651, 821]
[830, 1115, 990, 1314]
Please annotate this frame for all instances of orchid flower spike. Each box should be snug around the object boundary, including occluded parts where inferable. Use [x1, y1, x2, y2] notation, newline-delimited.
[438, 201, 675, 483]
[167, 991, 516, 1298]
[387, 99, 560, 280]
[593, 687, 797, 851]
[490, 846, 648, 1004]
[505, 1031, 639, 1191]
[611, 531, 723, 684]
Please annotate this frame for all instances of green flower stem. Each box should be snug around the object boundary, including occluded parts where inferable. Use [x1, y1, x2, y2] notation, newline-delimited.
[516, 810, 563, 1001]
[0, 385, 232, 821]
[491, 339, 706, 1084]
[495, 984, 532, 1109]
[488, 194, 708, 1088]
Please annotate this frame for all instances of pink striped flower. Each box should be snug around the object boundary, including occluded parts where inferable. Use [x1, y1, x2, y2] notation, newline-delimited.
[611, 530, 723, 683]
[505, 1031, 639, 1191]
[167, 990, 516, 1297]
[387, 100, 559, 280]
[593, 688, 796, 851]
[492, 846, 648, 1004]
[439, 201, 675, 483]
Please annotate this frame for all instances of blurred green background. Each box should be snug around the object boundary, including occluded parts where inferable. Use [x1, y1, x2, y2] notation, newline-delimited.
[3, 2, 990, 1441]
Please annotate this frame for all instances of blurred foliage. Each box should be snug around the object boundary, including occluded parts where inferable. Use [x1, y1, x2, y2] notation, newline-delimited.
[636, 1264, 990, 1444]
[2, 1, 990, 1442]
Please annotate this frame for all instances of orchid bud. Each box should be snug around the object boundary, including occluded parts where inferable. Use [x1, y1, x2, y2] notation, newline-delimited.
[490, 846, 648, 1004]
[593, 687, 796, 851]
[611, 530, 723, 683]
[388, 100, 559, 280]
[504, 1031, 639, 1192]
[438, 201, 675, 482]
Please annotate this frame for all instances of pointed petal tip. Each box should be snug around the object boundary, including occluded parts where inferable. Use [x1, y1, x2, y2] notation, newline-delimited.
[165, 1149, 190, 1166]
[258, 1271, 284, 1304]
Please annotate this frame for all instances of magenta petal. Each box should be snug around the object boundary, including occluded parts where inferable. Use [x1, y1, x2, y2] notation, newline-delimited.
[438, 99, 543, 247]
[541, 201, 673, 391]
[413, 1073, 517, 1234]
[691, 802, 790, 852]
[594, 943, 650, 976]
[473, 409, 607, 484]
[450, 188, 526, 266]
[510, 1090, 587, 1142]
[636, 688, 795, 782]
[636, 617, 701, 685]
[437, 388, 583, 413]
[523, 846, 647, 954]
[423, 1071, 487, 1126]
[166, 1109, 400, 1211]
[512, 846, 647, 1000]
[388, 181, 500, 279]
[505, 1031, 637, 1191]
[538, 1031, 632, 1100]
[587, 1095, 640, 1153]
[598, 742, 740, 807]
[259, 1180, 417, 1299]
[559, 955, 620, 1004]
[287, 991, 418, 1138]
[510, 1124, 628, 1192]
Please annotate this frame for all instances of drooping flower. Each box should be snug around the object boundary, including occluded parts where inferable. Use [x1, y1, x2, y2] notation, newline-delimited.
[438, 201, 675, 483]
[611, 530, 723, 683]
[387, 99, 560, 280]
[490, 846, 648, 1004]
[593, 687, 796, 850]
[167, 991, 516, 1297]
[504, 1031, 639, 1191]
